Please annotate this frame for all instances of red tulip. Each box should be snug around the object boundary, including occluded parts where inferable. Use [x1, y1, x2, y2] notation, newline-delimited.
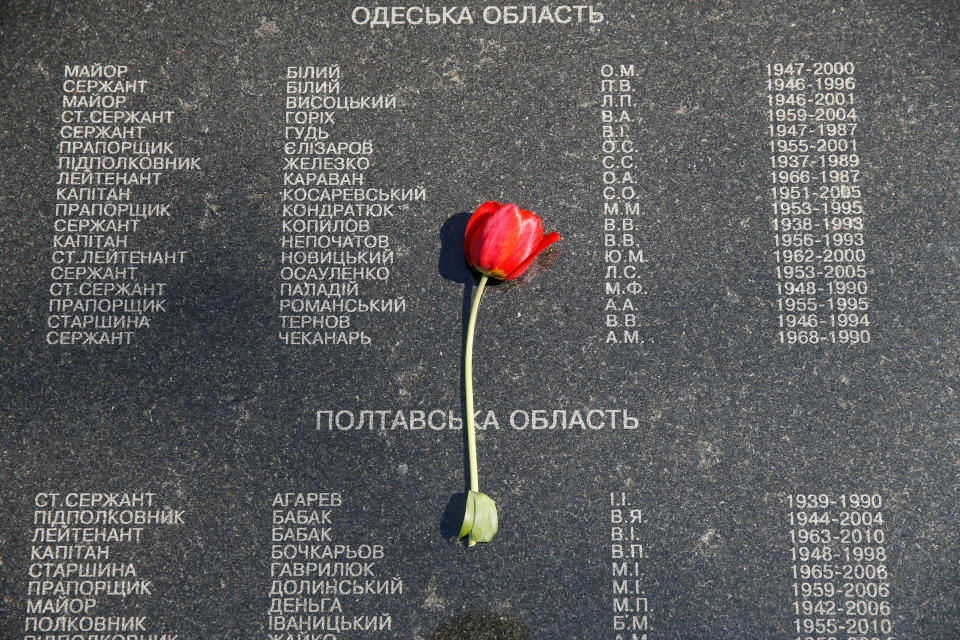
[464, 201, 560, 281]
[456, 200, 559, 546]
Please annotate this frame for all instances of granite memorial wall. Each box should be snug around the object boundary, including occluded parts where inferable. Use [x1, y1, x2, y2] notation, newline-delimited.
[1, 2, 958, 638]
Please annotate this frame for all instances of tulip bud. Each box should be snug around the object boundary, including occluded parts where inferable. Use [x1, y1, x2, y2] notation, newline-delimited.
[464, 201, 560, 281]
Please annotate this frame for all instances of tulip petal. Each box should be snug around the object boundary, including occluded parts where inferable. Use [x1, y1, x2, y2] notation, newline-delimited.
[463, 201, 560, 281]
[496, 209, 542, 277]
[467, 204, 524, 278]
[503, 231, 560, 280]
[464, 201, 500, 252]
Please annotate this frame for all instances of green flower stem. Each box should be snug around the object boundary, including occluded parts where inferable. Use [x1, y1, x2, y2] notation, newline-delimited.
[460, 275, 500, 548]
[464, 275, 488, 499]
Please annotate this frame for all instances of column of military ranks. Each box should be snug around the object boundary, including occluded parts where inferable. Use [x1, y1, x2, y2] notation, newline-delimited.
[50, 64, 195, 346]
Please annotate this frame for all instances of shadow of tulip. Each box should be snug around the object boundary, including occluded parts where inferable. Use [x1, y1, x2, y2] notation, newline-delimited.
[439, 491, 469, 540]
[438, 212, 478, 503]
[437, 211, 475, 288]
[428, 612, 531, 640]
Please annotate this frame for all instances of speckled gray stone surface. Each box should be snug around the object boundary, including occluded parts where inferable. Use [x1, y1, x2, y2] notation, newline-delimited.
[1, 2, 958, 638]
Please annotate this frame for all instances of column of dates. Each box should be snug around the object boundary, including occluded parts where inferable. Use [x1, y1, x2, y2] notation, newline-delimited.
[766, 61, 871, 346]
[787, 492, 894, 640]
